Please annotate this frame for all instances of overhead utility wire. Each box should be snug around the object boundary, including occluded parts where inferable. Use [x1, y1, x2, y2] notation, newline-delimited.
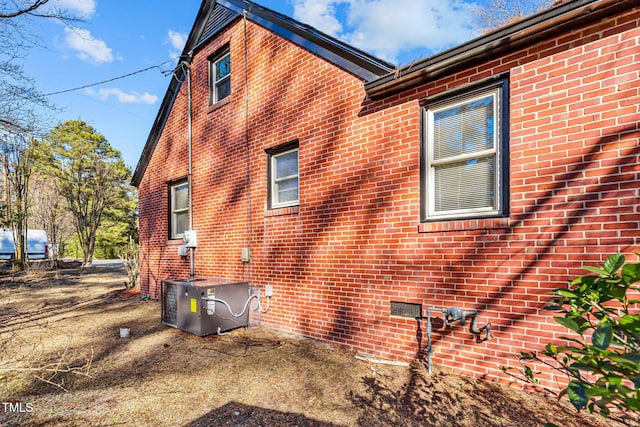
[41, 58, 177, 97]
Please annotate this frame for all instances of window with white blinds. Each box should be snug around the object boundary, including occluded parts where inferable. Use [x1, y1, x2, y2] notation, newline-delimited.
[423, 80, 507, 220]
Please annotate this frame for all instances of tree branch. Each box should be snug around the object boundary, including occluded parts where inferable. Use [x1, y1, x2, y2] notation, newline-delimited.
[0, 0, 50, 19]
[0, 117, 31, 133]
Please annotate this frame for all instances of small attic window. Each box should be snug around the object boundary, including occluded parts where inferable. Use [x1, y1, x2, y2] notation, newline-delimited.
[209, 46, 230, 104]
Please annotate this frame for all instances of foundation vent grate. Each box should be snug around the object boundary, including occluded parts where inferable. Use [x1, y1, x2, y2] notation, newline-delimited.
[390, 302, 422, 319]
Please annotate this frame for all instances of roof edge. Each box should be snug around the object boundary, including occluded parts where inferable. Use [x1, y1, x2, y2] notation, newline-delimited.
[217, 0, 394, 80]
[132, 0, 215, 187]
[365, 0, 634, 99]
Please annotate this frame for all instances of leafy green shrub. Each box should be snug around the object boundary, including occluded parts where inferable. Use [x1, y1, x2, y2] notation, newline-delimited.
[502, 253, 640, 420]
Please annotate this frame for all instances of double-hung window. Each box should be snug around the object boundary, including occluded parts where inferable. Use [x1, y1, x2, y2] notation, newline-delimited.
[267, 141, 299, 209]
[422, 79, 508, 221]
[169, 180, 188, 239]
[209, 47, 230, 104]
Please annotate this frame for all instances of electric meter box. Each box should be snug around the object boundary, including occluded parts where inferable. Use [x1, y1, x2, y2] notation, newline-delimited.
[161, 278, 250, 336]
[183, 230, 198, 248]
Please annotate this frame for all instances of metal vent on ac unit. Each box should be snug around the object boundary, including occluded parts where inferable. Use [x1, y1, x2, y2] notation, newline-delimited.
[162, 280, 178, 327]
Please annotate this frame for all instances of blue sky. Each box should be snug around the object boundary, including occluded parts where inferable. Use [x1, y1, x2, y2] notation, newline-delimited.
[23, 0, 485, 171]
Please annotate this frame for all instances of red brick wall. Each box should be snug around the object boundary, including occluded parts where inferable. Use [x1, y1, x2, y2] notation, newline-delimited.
[138, 8, 640, 388]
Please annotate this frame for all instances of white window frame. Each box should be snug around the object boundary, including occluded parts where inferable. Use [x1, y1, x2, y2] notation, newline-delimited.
[210, 49, 230, 104]
[268, 144, 299, 209]
[170, 181, 188, 240]
[423, 80, 507, 221]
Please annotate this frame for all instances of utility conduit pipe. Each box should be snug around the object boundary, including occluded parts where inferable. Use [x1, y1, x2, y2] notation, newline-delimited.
[201, 294, 271, 319]
[177, 54, 195, 279]
[425, 306, 491, 374]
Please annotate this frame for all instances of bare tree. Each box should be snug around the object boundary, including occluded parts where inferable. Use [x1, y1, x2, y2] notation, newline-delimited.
[472, 0, 555, 33]
[0, 0, 50, 19]
[0, 1, 85, 269]
[0, 134, 40, 268]
[29, 171, 75, 261]
[0, 1, 61, 136]
[0, 0, 83, 133]
[0, 0, 79, 20]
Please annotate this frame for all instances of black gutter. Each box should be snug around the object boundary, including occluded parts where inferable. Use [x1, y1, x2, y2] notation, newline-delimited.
[365, 0, 634, 99]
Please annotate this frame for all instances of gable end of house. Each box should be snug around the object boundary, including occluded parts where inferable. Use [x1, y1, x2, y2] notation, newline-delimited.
[132, 0, 394, 187]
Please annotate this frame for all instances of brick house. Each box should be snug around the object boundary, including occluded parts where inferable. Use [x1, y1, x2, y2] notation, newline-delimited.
[133, 0, 639, 385]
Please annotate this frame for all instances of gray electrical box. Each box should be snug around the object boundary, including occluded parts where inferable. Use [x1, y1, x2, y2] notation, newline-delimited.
[162, 278, 250, 336]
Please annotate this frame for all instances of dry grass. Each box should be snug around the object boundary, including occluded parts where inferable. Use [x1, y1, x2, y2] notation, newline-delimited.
[0, 265, 633, 426]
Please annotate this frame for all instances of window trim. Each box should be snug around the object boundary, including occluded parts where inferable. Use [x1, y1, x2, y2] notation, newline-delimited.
[420, 77, 509, 222]
[168, 178, 188, 240]
[266, 140, 300, 210]
[209, 46, 230, 105]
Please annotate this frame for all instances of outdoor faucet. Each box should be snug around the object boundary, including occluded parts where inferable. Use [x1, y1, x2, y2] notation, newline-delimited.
[425, 306, 492, 374]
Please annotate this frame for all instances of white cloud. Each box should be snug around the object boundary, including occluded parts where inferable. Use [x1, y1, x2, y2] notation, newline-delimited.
[84, 88, 158, 105]
[64, 27, 114, 64]
[49, 0, 97, 18]
[167, 29, 188, 60]
[292, 0, 479, 65]
[292, 0, 344, 37]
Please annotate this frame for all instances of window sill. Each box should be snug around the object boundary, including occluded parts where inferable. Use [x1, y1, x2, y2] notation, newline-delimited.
[265, 206, 299, 217]
[208, 96, 230, 113]
[166, 239, 184, 245]
[418, 217, 511, 233]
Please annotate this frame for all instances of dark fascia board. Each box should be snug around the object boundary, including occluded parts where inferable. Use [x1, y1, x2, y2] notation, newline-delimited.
[365, 0, 634, 99]
[215, 0, 394, 81]
[133, 0, 394, 187]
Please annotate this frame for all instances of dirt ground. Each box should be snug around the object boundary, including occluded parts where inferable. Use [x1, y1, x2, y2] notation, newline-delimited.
[0, 265, 636, 427]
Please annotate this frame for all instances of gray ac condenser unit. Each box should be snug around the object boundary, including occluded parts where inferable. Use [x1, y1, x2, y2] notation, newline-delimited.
[161, 278, 251, 336]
